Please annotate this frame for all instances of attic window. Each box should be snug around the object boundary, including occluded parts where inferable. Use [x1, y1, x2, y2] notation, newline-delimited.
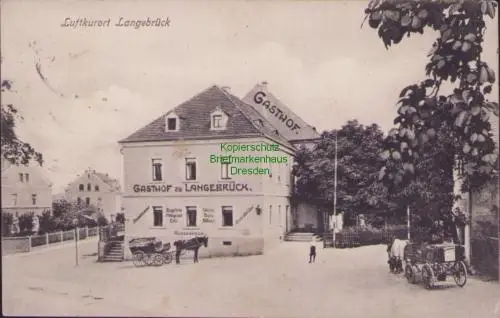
[165, 113, 180, 132]
[210, 108, 227, 131]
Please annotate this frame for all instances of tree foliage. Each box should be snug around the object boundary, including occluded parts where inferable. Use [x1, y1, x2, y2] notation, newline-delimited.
[364, 0, 499, 192]
[1, 78, 43, 166]
[294, 120, 391, 224]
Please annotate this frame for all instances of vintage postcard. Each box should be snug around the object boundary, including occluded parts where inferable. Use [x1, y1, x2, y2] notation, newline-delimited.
[1, 0, 499, 317]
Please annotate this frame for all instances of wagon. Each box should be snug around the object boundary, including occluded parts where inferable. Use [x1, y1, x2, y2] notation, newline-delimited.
[404, 243, 467, 289]
[129, 237, 174, 267]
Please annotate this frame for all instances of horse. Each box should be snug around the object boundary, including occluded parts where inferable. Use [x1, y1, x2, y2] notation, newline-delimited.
[387, 237, 409, 274]
[173, 236, 208, 264]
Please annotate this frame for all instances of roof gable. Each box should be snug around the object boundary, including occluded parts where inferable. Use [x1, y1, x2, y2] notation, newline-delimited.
[242, 83, 321, 142]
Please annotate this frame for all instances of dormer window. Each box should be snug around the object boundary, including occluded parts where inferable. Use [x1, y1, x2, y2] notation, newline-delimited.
[210, 108, 228, 131]
[165, 112, 180, 132]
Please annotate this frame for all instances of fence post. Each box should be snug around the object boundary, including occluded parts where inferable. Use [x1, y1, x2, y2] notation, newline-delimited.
[45, 232, 49, 245]
[28, 236, 32, 252]
[85, 226, 89, 237]
[76, 227, 80, 241]
[60, 231, 63, 243]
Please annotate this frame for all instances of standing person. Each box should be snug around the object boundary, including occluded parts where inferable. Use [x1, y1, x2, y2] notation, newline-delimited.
[309, 237, 317, 263]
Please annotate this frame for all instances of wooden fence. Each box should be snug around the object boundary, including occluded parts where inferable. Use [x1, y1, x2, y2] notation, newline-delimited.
[323, 226, 430, 248]
[1, 226, 100, 255]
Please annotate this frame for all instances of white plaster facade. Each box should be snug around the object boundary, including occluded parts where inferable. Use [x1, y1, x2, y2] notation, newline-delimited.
[1, 159, 52, 216]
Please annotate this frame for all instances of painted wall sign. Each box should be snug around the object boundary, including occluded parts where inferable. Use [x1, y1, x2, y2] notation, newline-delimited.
[173, 230, 205, 236]
[202, 208, 215, 223]
[132, 182, 251, 193]
[166, 208, 182, 223]
[252, 91, 301, 132]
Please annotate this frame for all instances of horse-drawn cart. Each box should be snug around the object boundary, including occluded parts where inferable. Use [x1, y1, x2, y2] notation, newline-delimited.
[404, 243, 467, 289]
[129, 237, 174, 267]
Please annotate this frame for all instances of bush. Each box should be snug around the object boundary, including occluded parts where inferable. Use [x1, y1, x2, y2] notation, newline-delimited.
[115, 212, 125, 224]
[38, 210, 57, 234]
[18, 212, 34, 234]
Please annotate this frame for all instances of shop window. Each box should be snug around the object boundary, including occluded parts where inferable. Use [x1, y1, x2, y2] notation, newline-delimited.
[153, 206, 163, 227]
[222, 206, 233, 227]
[185, 158, 197, 180]
[186, 206, 197, 227]
[152, 158, 163, 181]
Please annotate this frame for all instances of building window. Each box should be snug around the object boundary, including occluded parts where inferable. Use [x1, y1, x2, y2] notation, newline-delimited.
[12, 194, 17, 206]
[19, 173, 23, 182]
[95, 185, 100, 192]
[278, 205, 281, 224]
[269, 205, 272, 225]
[25, 173, 30, 182]
[87, 183, 91, 191]
[185, 158, 197, 180]
[32, 194, 37, 205]
[221, 163, 230, 179]
[167, 118, 177, 131]
[222, 206, 233, 227]
[153, 206, 163, 227]
[152, 159, 163, 181]
[77, 197, 82, 205]
[85, 197, 90, 206]
[212, 114, 223, 129]
[79, 184, 84, 192]
[186, 206, 197, 227]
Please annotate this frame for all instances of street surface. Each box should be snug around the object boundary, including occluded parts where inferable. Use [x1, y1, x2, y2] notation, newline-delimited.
[3, 240, 500, 317]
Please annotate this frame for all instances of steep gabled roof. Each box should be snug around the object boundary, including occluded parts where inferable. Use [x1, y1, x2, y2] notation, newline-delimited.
[242, 83, 321, 142]
[94, 172, 121, 191]
[119, 85, 294, 150]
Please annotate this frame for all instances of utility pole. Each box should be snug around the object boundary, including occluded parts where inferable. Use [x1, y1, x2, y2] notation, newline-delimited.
[407, 206, 410, 241]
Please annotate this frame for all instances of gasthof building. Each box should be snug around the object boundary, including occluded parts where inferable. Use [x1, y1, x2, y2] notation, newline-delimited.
[119, 84, 320, 259]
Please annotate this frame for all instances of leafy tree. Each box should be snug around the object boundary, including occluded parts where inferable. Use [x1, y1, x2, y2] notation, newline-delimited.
[364, 0, 498, 193]
[38, 210, 57, 234]
[1, 211, 14, 237]
[1, 75, 43, 166]
[115, 212, 126, 224]
[294, 120, 390, 225]
[18, 212, 34, 234]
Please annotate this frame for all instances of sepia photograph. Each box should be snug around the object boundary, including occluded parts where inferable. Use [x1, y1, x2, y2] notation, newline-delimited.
[1, 0, 499, 317]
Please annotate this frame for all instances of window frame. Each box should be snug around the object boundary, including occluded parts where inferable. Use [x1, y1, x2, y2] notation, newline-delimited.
[19, 173, 24, 182]
[32, 194, 37, 205]
[212, 114, 223, 129]
[220, 162, 231, 180]
[87, 183, 91, 191]
[152, 206, 164, 227]
[167, 117, 177, 131]
[25, 173, 30, 182]
[185, 158, 197, 181]
[186, 206, 197, 227]
[222, 206, 233, 227]
[152, 158, 163, 182]
[85, 197, 90, 206]
[79, 184, 84, 192]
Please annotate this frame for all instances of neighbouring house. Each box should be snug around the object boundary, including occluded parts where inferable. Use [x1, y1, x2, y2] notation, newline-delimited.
[453, 115, 499, 280]
[243, 82, 322, 233]
[64, 168, 122, 220]
[118, 84, 320, 261]
[0, 158, 52, 216]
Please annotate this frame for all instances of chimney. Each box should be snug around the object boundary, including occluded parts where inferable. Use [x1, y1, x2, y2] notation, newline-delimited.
[221, 86, 231, 93]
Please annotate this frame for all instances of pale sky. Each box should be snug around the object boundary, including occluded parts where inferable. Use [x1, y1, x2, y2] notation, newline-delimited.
[1, 0, 498, 194]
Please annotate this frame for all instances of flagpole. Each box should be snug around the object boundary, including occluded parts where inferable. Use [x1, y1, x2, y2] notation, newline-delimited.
[332, 131, 338, 246]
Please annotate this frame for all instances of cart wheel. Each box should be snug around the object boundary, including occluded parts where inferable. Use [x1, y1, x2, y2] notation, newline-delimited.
[422, 264, 434, 289]
[132, 252, 145, 267]
[144, 254, 154, 266]
[453, 261, 467, 287]
[405, 264, 416, 284]
[152, 254, 164, 266]
[163, 252, 173, 264]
